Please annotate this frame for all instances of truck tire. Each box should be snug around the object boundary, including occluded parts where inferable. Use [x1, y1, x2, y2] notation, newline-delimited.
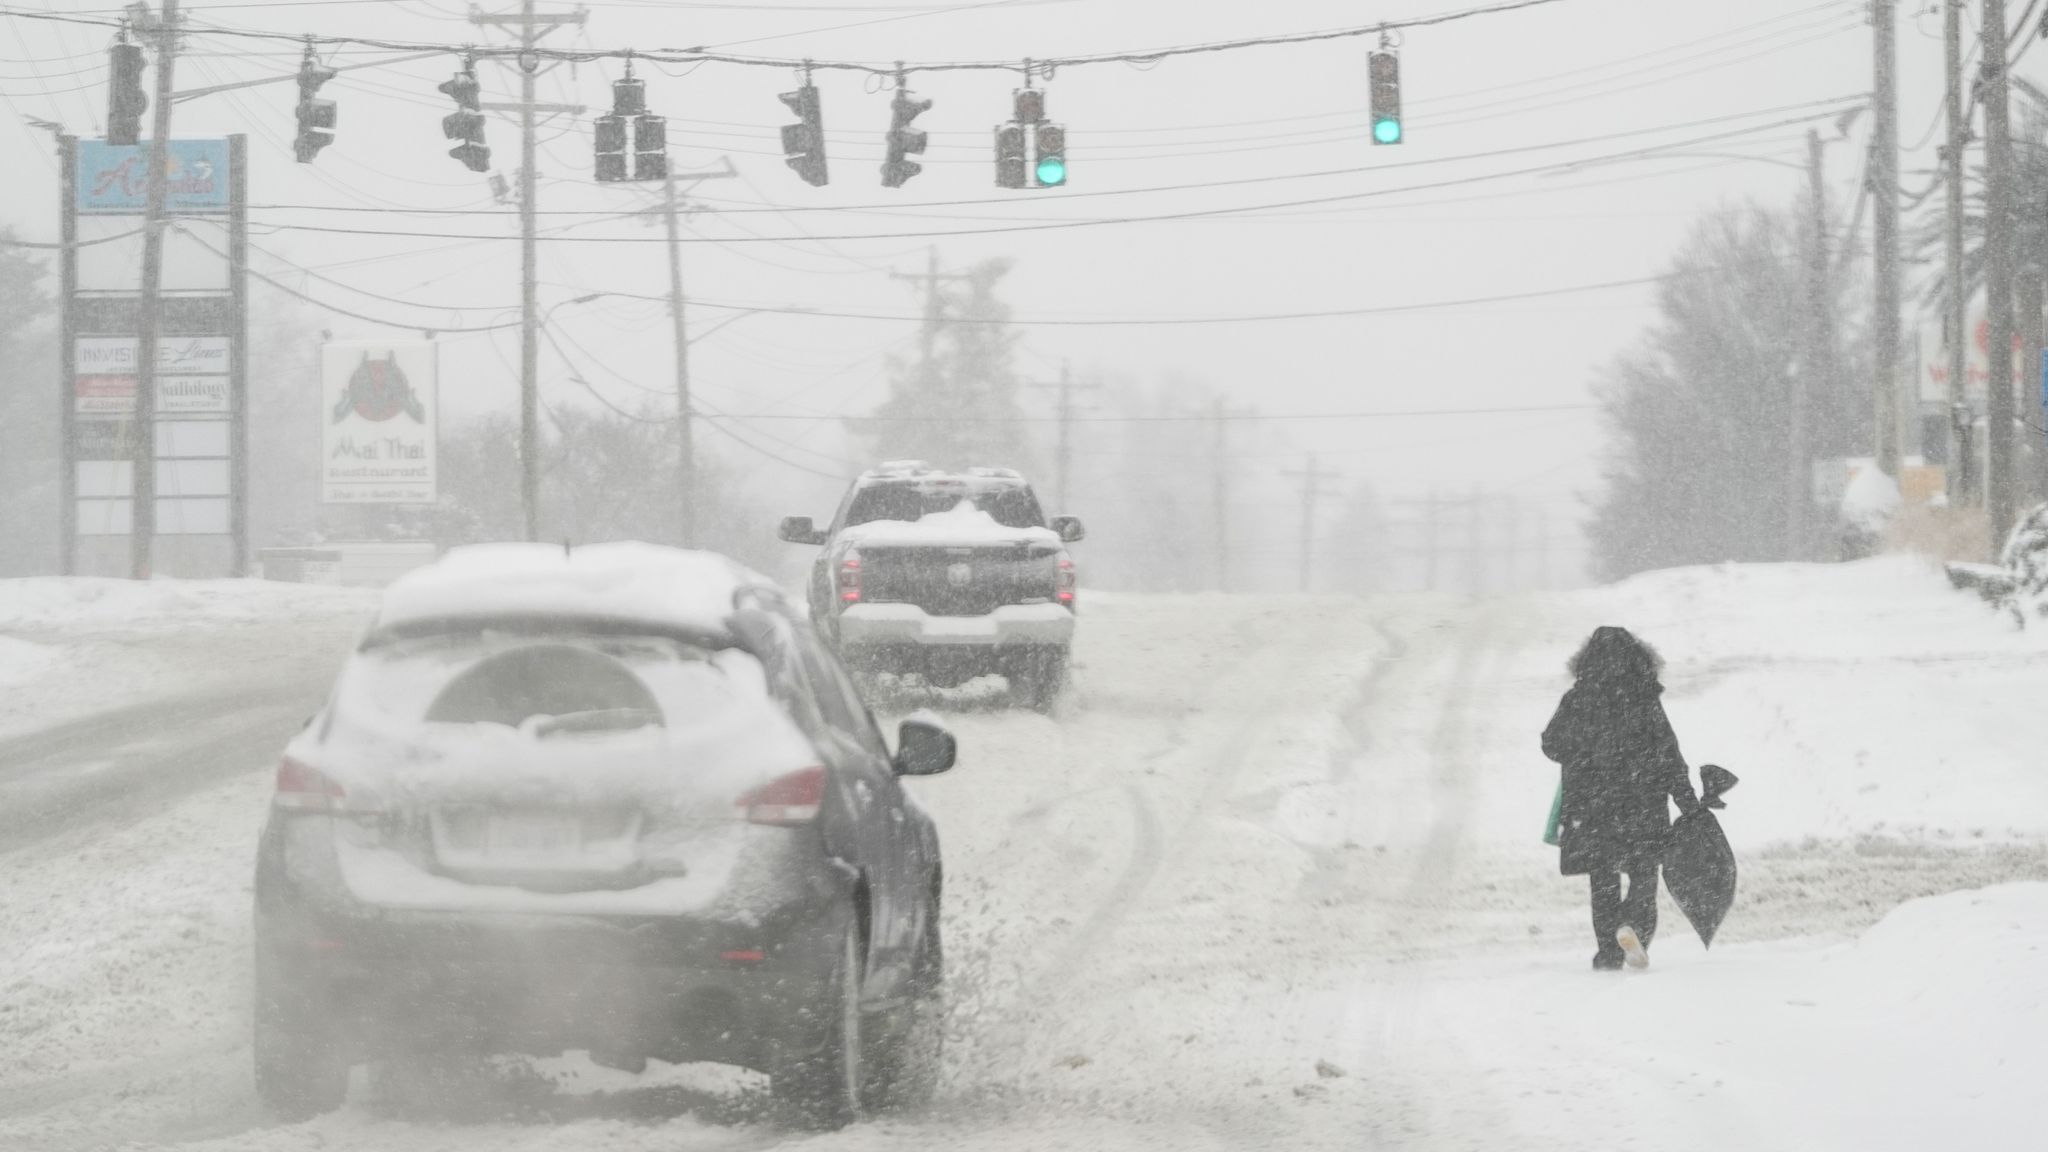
[1010, 647, 1069, 712]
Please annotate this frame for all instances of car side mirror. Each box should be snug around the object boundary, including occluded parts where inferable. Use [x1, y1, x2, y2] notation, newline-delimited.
[1050, 515, 1085, 543]
[779, 516, 829, 545]
[893, 713, 956, 777]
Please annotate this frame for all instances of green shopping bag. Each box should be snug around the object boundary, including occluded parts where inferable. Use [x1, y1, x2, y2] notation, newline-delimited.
[1542, 779, 1563, 846]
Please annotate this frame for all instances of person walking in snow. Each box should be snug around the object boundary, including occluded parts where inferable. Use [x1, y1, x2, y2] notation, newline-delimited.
[1541, 626, 1701, 971]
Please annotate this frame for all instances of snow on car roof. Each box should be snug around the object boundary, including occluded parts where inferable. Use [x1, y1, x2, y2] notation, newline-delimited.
[838, 499, 1060, 547]
[370, 541, 776, 638]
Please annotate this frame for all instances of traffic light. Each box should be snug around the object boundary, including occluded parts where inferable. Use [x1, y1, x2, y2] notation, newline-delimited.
[1032, 122, 1066, 187]
[107, 36, 146, 146]
[594, 113, 627, 182]
[634, 112, 667, 181]
[438, 62, 490, 173]
[1369, 51, 1402, 145]
[293, 50, 337, 164]
[596, 73, 659, 183]
[882, 88, 930, 188]
[994, 122, 1027, 189]
[779, 83, 827, 186]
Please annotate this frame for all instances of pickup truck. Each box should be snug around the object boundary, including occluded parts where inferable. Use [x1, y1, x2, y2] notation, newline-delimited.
[780, 462, 1084, 710]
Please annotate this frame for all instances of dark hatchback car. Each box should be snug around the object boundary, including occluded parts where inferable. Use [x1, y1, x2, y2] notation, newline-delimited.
[251, 543, 955, 1128]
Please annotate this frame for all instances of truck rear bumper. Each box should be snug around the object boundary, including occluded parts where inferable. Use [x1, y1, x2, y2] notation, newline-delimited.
[837, 602, 1074, 647]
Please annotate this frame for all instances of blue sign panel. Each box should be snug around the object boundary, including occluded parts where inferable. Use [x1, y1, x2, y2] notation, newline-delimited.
[76, 139, 230, 215]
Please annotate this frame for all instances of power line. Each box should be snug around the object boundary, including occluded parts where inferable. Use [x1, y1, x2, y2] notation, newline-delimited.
[228, 104, 1862, 249]
[0, 0, 1573, 76]
[769, 402, 1600, 423]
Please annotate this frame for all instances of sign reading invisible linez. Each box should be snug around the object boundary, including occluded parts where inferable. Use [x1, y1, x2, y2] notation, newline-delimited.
[76, 139, 230, 215]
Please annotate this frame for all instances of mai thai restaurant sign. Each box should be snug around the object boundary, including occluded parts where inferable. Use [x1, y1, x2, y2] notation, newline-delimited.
[321, 341, 438, 504]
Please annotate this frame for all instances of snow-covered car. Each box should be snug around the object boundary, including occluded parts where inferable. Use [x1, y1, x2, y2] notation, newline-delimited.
[250, 542, 955, 1128]
[779, 462, 1085, 709]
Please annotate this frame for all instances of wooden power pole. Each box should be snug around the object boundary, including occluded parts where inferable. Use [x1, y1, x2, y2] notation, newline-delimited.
[1945, 0, 1972, 504]
[1872, 0, 1903, 478]
[131, 0, 179, 579]
[1983, 0, 2018, 546]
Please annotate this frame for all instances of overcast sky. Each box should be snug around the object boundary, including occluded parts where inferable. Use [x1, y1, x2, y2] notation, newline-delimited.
[0, 0, 2010, 582]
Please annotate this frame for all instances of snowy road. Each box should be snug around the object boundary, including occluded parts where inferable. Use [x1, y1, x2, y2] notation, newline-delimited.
[2, 567, 2045, 1150]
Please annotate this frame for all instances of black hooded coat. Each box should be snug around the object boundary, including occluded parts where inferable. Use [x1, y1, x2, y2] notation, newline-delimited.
[1541, 627, 1699, 876]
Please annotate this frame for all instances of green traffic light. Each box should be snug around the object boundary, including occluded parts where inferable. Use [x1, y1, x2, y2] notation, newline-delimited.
[1373, 117, 1402, 144]
[1035, 155, 1066, 186]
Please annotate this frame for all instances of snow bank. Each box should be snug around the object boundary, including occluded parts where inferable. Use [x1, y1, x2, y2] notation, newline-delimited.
[1536, 556, 2048, 847]
[0, 577, 376, 739]
[373, 542, 773, 638]
[0, 576, 376, 635]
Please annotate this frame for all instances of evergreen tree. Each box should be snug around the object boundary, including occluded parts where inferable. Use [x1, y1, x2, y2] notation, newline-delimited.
[855, 257, 1034, 471]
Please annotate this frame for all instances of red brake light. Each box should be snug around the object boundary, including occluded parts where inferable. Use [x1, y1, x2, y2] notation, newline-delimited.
[838, 553, 862, 603]
[1056, 554, 1077, 606]
[738, 765, 827, 825]
[274, 755, 347, 811]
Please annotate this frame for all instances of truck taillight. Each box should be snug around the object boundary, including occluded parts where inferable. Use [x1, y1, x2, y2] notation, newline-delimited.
[274, 755, 347, 812]
[1057, 554, 1077, 606]
[738, 766, 827, 825]
[838, 553, 862, 603]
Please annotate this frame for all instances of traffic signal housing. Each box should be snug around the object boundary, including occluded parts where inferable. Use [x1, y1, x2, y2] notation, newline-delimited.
[438, 63, 490, 173]
[634, 113, 668, 181]
[107, 37, 147, 146]
[293, 53, 337, 163]
[779, 84, 827, 186]
[1032, 122, 1066, 187]
[1369, 51, 1402, 145]
[882, 89, 930, 188]
[994, 122, 1027, 188]
[596, 74, 665, 182]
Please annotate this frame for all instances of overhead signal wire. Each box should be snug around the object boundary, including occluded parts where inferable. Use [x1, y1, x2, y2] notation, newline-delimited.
[238, 106, 1868, 247]
[0, 0, 1573, 76]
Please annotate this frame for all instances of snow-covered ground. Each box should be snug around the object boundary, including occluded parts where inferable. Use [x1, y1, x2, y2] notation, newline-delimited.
[0, 559, 2043, 1150]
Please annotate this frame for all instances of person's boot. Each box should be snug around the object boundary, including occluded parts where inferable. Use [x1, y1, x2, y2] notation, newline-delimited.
[1592, 950, 1625, 971]
[1616, 925, 1649, 969]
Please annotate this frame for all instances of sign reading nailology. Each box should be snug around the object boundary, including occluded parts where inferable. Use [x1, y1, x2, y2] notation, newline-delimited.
[74, 336, 232, 415]
[76, 139, 231, 215]
[321, 342, 438, 504]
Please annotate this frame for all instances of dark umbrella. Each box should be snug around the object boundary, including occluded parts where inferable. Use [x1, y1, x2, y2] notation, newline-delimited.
[1663, 764, 1739, 948]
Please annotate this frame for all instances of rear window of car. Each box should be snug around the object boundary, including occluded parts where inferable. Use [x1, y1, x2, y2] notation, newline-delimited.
[843, 481, 1045, 529]
[329, 629, 771, 738]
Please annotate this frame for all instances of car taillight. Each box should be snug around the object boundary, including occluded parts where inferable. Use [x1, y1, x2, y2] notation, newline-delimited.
[738, 766, 827, 826]
[1056, 553, 1077, 606]
[274, 755, 347, 811]
[838, 553, 862, 603]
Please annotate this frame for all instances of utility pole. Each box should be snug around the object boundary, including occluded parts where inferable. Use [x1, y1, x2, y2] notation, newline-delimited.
[656, 159, 736, 548]
[131, 0, 179, 579]
[664, 165, 692, 547]
[1205, 395, 1253, 592]
[1793, 127, 1831, 560]
[1872, 0, 1903, 478]
[1030, 360, 1101, 511]
[889, 247, 971, 392]
[1983, 0, 2018, 546]
[471, 1, 584, 542]
[1282, 453, 1338, 593]
[1945, 0, 1972, 504]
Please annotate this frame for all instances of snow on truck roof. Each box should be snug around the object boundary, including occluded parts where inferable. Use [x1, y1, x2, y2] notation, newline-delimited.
[370, 541, 778, 638]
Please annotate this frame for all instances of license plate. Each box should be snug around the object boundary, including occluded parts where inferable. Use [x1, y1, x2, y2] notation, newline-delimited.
[485, 811, 583, 859]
